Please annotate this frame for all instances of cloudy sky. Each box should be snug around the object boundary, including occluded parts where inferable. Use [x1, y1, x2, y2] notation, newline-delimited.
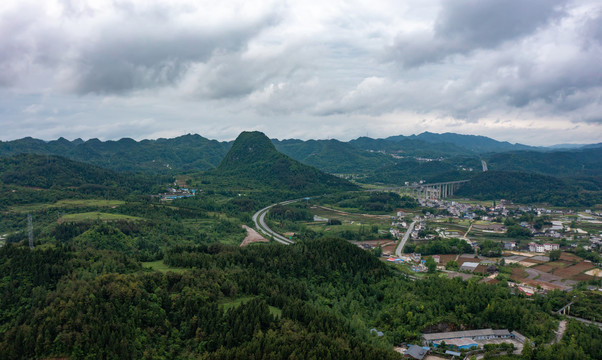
[1, 0, 601, 145]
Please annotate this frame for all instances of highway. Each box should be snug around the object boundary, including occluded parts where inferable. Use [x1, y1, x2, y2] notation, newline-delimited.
[395, 221, 416, 258]
[252, 199, 300, 245]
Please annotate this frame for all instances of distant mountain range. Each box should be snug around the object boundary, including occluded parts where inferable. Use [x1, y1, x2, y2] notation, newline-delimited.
[0, 134, 231, 174]
[0, 132, 600, 180]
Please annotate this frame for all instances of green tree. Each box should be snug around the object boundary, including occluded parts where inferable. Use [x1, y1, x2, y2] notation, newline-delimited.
[446, 260, 459, 271]
[425, 257, 437, 273]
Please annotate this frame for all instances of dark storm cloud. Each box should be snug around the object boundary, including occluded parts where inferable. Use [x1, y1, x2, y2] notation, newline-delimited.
[584, 7, 602, 45]
[390, 0, 567, 67]
[72, 14, 280, 94]
[0, 3, 69, 86]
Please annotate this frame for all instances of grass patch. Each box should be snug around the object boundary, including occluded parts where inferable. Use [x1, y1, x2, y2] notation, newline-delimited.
[58, 212, 144, 223]
[11, 199, 125, 213]
[221, 296, 282, 317]
[142, 260, 187, 274]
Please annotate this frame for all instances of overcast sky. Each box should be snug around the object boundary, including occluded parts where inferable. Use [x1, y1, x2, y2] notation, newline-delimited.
[1, 0, 601, 145]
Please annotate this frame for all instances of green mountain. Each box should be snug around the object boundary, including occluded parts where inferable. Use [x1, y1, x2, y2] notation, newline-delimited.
[0, 134, 231, 174]
[273, 138, 395, 173]
[456, 170, 602, 207]
[485, 147, 602, 177]
[0, 153, 161, 194]
[404, 132, 535, 153]
[349, 136, 472, 157]
[212, 131, 358, 194]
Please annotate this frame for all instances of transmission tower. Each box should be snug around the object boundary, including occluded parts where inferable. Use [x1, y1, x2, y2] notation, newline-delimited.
[27, 213, 34, 249]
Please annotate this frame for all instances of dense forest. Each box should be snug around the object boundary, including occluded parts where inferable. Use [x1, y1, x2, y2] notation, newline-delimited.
[2, 236, 600, 359]
[456, 171, 602, 207]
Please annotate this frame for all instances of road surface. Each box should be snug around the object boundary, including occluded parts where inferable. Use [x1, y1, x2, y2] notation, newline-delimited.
[395, 221, 416, 258]
[564, 315, 602, 329]
[552, 320, 567, 344]
[252, 199, 300, 245]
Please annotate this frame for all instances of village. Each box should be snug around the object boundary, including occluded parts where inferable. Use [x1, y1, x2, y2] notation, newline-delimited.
[350, 197, 602, 297]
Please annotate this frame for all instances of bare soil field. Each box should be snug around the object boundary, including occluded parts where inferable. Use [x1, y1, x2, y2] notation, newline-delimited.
[382, 244, 397, 254]
[521, 278, 568, 291]
[511, 267, 528, 281]
[437, 254, 458, 265]
[532, 264, 555, 273]
[571, 274, 594, 281]
[457, 257, 479, 266]
[585, 268, 602, 278]
[240, 225, 268, 247]
[560, 252, 581, 262]
[354, 239, 395, 246]
[548, 260, 573, 268]
[554, 261, 595, 279]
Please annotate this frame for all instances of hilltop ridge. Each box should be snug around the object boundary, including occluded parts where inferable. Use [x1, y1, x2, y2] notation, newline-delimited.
[211, 131, 357, 194]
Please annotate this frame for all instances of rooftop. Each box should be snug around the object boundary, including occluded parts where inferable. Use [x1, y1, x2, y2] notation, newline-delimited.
[423, 328, 510, 341]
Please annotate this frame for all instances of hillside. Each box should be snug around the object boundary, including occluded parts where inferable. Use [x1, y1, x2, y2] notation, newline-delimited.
[456, 171, 602, 207]
[274, 138, 395, 173]
[485, 147, 602, 177]
[349, 136, 472, 157]
[0, 134, 231, 174]
[211, 131, 358, 194]
[0, 153, 161, 194]
[405, 132, 535, 153]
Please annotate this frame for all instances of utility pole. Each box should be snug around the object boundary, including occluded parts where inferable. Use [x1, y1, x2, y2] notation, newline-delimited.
[27, 213, 34, 249]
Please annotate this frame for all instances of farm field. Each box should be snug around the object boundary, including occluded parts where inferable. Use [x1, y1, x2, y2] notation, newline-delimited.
[58, 212, 144, 223]
[9, 199, 125, 213]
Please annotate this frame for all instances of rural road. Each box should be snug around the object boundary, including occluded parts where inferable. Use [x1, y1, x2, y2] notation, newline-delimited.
[395, 221, 416, 258]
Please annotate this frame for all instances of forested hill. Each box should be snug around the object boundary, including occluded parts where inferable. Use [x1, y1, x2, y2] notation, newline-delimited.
[273, 138, 396, 173]
[0, 134, 231, 174]
[0, 153, 162, 194]
[486, 147, 602, 177]
[404, 132, 536, 153]
[456, 171, 602, 207]
[210, 131, 358, 194]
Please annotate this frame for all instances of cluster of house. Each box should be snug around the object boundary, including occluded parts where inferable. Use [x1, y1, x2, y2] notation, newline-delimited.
[401, 328, 525, 359]
[156, 187, 197, 201]
[528, 242, 560, 253]
[386, 253, 428, 272]
[416, 198, 510, 220]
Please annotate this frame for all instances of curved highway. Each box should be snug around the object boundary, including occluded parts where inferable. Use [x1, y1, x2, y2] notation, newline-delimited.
[252, 199, 300, 245]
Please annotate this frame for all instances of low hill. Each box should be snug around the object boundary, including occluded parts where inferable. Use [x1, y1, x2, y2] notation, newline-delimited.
[456, 171, 602, 207]
[0, 153, 160, 194]
[212, 131, 358, 194]
[485, 147, 602, 177]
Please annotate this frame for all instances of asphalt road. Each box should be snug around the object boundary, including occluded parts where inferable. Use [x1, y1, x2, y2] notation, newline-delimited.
[395, 221, 416, 258]
[252, 199, 299, 245]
